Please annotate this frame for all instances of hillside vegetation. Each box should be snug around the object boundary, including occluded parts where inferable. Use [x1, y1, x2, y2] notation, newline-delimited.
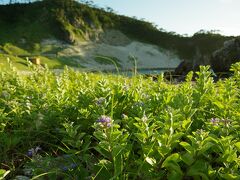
[0, 0, 235, 70]
[1, 62, 240, 179]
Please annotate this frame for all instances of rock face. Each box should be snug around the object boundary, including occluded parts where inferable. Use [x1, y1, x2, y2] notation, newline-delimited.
[174, 60, 193, 76]
[173, 38, 240, 80]
[211, 38, 240, 72]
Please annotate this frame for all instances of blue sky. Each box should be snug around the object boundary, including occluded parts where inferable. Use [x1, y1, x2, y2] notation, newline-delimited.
[92, 0, 240, 36]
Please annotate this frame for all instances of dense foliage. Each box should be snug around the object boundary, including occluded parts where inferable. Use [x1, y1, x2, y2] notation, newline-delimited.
[0, 62, 240, 179]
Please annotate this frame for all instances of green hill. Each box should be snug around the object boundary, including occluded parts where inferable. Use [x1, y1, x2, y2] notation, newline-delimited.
[0, 0, 235, 70]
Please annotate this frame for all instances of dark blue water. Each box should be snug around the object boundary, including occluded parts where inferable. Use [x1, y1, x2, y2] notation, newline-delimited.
[109, 68, 175, 76]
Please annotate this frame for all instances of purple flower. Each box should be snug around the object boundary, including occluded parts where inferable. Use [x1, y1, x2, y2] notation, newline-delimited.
[97, 115, 112, 128]
[97, 115, 111, 123]
[61, 166, 68, 171]
[62, 154, 71, 159]
[26, 146, 42, 157]
[96, 97, 105, 106]
[27, 148, 34, 157]
[60, 163, 77, 172]
[210, 118, 219, 126]
[70, 163, 77, 169]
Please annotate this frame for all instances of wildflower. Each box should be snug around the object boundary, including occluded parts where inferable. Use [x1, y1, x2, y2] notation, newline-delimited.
[97, 115, 112, 128]
[62, 154, 71, 159]
[35, 146, 42, 152]
[123, 84, 129, 91]
[61, 166, 68, 172]
[70, 163, 77, 169]
[26, 95, 33, 100]
[210, 118, 219, 126]
[26, 101, 32, 109]
[222, 118, 231, 126]
[134, 101, 145, 107]
[97, 115, 111, 123]
[27, 148, 35, 157]
[37, 113, 44, 120]
[27, 146, 42, 157]
[1, 91, 10, 99]
[60, 163, 77, 172]
[195, 129, 204, 135]
[95, 97, 105, 106]
[142, 93, 150, 100]
[142, 114, 148, 123]
[121, 114, 128, 119]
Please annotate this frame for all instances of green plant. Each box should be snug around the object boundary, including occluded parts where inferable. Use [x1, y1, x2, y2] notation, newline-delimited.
[0, 62, 239, 179]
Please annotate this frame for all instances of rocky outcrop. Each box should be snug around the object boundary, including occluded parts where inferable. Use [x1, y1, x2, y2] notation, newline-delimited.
[173, 38, 240, 80]
[173, 48, 206, 80]
[174, 60, 193, 76]
[211, 38, 240, 72]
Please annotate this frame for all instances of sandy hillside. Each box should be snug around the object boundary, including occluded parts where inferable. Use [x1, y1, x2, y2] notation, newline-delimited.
[43, 30, 182, 71]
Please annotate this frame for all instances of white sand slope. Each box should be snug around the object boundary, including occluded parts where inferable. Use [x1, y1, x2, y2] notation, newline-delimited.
[43, 30, 182, 71]
[58, 41, 181, 70]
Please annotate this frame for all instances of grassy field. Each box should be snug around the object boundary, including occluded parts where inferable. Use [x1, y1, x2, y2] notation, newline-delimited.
[0, 61, 240, 179]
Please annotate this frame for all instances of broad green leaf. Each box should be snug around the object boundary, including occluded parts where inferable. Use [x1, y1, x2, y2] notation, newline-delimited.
[94, 160, 112, 180]
[0, 169, 5, 176]
[199, 142, 214, 154]
[226, 151, 237, 163]
[0, 169, 10, 180]
[187, 160, 209, 180]
[112, 145, 124, 157]
[219, 173, 239, 180]
[134, 133, 148, 142]
[162, 153, 182, 175]
[113, 154, 123, 177]
[163, 153, 180, 162]
[157, 146, 171, 157]
[168, 170, 183, 180]
[213, 101, 224, 109]
[181, 152, 194, 165]
[94, 146, 111, 159]
[145, 157, 156, 166]
[162, 161, 183, 176]
[204, 136, 219, 144]
[234, 142, 240, 152]
[180, 142, 194, 154]
[182, 118, 192, 130]
[171, 132, 184, 143]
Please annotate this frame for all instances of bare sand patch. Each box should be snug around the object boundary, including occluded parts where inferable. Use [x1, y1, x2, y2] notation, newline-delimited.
[42, 30, 182, 71]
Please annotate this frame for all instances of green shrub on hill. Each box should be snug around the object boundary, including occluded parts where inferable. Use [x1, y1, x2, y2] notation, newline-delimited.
[2, 43, 30, 55]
